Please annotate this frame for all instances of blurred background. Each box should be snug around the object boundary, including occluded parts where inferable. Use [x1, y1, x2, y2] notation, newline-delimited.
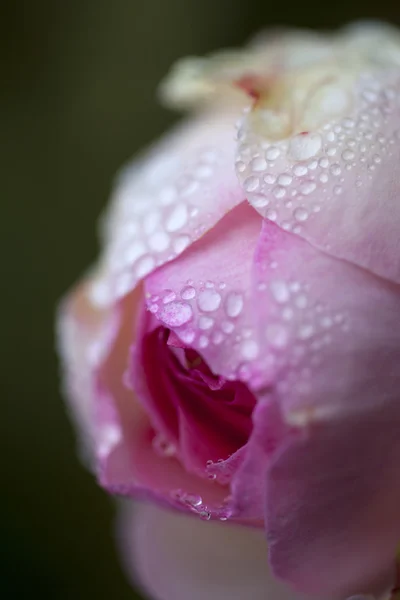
[2, 1, 400, 598]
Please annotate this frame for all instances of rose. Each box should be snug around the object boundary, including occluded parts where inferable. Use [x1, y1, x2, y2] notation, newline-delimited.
[57, 21, 400, 600]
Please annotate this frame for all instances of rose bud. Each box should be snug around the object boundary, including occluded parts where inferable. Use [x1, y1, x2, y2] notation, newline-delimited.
[57, 21, 400, 600]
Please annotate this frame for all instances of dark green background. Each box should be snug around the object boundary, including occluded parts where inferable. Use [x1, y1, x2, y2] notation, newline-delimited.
[2, 2, 400, 598]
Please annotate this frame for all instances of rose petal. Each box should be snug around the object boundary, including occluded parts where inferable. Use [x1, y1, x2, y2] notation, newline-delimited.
[236, 69, 400, 284]
[231, 220, 400, 594]
[56, 271, 119, 464]
[91, 109, 244, 307]
[117, 501, 326, 600]
[128, 312, 256, 477]
[95, 291, 229, 513]
[144, 201, 263, 383]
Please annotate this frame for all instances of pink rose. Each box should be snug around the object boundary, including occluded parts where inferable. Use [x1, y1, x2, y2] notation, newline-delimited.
[57, 21, 400, 600]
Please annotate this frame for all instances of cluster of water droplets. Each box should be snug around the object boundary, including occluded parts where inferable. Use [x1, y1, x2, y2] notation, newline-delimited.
[169, 489, 234, 521]
[90, 146, 221, 306]
[253, 264, 350, 394]
[235, 71, 400, 235]
[146, 278, 261, 380]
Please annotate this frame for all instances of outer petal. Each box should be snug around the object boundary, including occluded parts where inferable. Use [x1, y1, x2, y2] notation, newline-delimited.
[56, 270, 119, 463]
[117, 501, 326, 600]
[232, 221, 400, 595]
[90, 109, 244, 307]
[236, 69, 400, 283]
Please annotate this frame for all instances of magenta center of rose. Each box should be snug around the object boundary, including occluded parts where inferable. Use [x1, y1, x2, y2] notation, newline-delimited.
[140, 326, 256, 481]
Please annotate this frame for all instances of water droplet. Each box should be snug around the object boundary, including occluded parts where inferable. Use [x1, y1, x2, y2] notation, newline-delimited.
[251, 193, 269, 208]
[181, 179, 199, 197]
[136, 255, 156, 278]
[264, 173, 277, 184]
[265, 208, 278, 221]
[197, 289, 221, 312]
[221, 321, 235, 334]
[333, 185, 343, 195]
[266, 324, 288, 348]
[319, 157, 329, 168]
[293, 165, 308, 176]
[294, 207, 309, 222]
[319, 173, 328, 183]
[198, 335, 209, 348]
[244, 176, 260, 192]
[186, 493, 204, 507]
[158, 186, 176, 206]
[240, 339, 259, 360]
[299, 181, 316, 196]
[149, 231, 170, 252]
[124, 242, 146, 266]
[199, 315, 214, 330]
[152, 433, 176, 457]
[266, 146, 280, 161]
[163, 290, 176, 304]
[166, 204, 188, 232]
[342, 149, 355, 161]
[273, 185, 286, 198]
[250, 157, 267, 172]
[330, 163, 341, 176]
[297, 324, 314, 340]
[225, 292, 244, 318]
[181, 285, 196, 300]
[362, 89, 378, 103]
[173, 235, 191, 254]
[159, 301, 193, 327]
[199, 510, 211, 521]
[278, 174, 293, 186]
[270, 280, 290, 303]
[288, 133, 322, 161]
[212, 331, 224, 345]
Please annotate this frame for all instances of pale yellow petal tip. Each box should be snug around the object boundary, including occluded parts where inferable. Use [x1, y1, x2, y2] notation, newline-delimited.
[158, 21, 400, 113]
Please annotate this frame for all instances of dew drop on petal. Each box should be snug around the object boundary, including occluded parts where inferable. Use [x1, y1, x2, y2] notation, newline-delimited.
[166, 204, 188, 232]
[245, 176, 260, 193]
[266, 324, 288, 348]
[136, 255, 156, 278]
[199, 315, 214, 330]
[197, 289, 222, 312]
[288, 133, 322, 161]
[225, 292, 244, 318]
[181, 285, 196, 300]
[270, 280, 290, 303]
[294, 207, 309, 222]
[173, 234, 191, 253]
[148, 231, 170, 252]
[240, 339, 259, 360]
[266, 146, 280, 161]
[159, 301, 193, 327]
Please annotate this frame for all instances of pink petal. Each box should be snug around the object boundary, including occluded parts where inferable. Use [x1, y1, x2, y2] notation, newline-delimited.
[56, 273, 119, 464]
[236, 70, 400, 284]
[233, 220, 400, 595]
[94, 291, 229, 513]
[91, 109, 244, 307]
[128, 311, 256, 477]
[117, 501, 326, 600]
[144, 201, 263, 383]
